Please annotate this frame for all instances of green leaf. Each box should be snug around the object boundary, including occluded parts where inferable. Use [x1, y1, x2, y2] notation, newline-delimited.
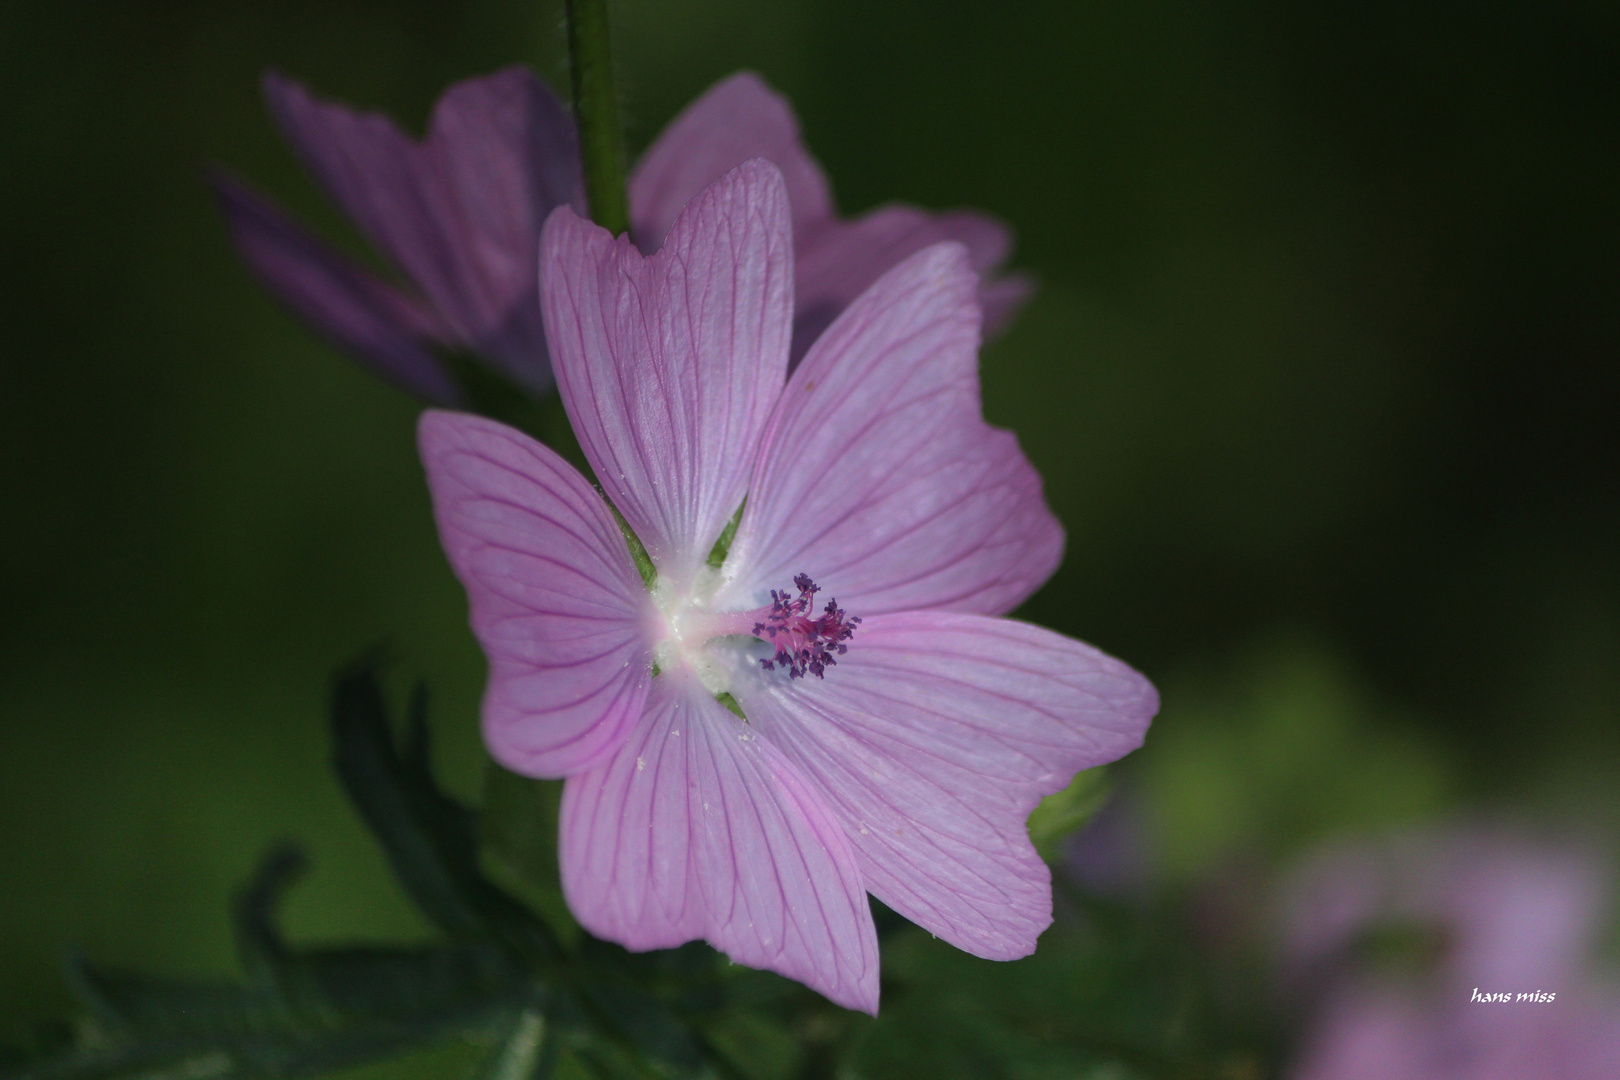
[1027, 767, 1113, 862]
[479, 768, 580, 947]
[0, 920, 532, 1080]
[472, 1010, 552, 1080]
[328, 659, 562, 969]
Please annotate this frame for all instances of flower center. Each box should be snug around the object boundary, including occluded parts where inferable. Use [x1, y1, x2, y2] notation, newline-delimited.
[751, 574, 862, 680]
[648, 572, 862, 687]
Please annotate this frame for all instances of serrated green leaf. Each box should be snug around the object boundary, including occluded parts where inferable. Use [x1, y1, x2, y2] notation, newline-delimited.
[2, 657, 760, 1080]
[328, 660, 561, 970]
[5, 942, 534, 1080]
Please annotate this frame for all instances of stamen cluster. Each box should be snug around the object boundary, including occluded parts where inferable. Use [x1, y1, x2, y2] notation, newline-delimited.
[753, 573, 861, 679]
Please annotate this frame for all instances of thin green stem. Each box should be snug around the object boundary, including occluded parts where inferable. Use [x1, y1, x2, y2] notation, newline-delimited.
[565, 0, 630, 235]
[475, 1009, 548, 1080]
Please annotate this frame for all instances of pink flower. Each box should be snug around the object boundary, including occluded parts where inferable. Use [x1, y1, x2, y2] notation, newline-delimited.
[1278, 828, 1620, 1080]
[213, 69, 579, 404]
[418, 161, 1154, 1013]
[628, 73, 1033, 363]
[214, 69, 1030, 405]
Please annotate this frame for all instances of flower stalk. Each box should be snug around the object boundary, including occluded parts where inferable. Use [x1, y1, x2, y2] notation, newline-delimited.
[564, 0, 630, 235]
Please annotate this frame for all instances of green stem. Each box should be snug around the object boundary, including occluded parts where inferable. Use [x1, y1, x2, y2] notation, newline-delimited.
[475, 1009, 548, 1080]
[565, 0, 630, 235]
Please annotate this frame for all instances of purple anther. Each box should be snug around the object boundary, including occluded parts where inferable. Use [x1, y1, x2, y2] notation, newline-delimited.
[756, 574, 862, 679]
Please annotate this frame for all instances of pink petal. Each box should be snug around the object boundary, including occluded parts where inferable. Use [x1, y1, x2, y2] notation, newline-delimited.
[718, 241, 1062, 617]
[1280, 830, 1613, 988]
[628, 72, 1031, 359]
[734, 611, 1157, 960]
[559, 673, 879, 1013]
[261, 72, 420, 274]
[264, 68, 581, 395]
[792, 204, 1031, 363]
[418, 411, 652, 777]
[977, 270, 1036, 339]
[421, 67, 583, 386]
[540, 161, 793, 586]
[210, 170, 462, 404]
[629, 72, 834, 255]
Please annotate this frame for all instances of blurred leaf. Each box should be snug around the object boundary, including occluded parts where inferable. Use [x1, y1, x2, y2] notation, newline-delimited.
[1140, 642, 1453, 884]
[1028, 768, 1113, 862]
[840, 881, 1280, 1080]
[697, 1012, 798, 1080]
[3, 662, 577, 1080]
[472, 1009, 553, 1080]
[328, 658, 563, 970]
[0, 869, 532, 1080]
[480, 769, 580, 947]
[1350, 922, 1451, 980]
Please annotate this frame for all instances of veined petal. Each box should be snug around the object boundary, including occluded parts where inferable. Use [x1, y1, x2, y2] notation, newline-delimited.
[718, 242, 1062, 617]
[210, 171, 461, 404]
[735, 611, 1157, 960]
[629, 72, 833, 255]
[420, 67, 583, 390]
[628, 72, 1031, 360]
[792, 204, 1031, 363]
[541, 161, 793, 585]
[263, 72, 460, 333]
[560, 673, 879, 1013]
[265, 68, 580, 395]
[418, 411, 651, 777]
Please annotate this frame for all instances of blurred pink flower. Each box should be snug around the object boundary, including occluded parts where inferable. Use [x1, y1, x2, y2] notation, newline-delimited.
[214, 69, 1030, 404]
[1279, 828, 1620, 1080]
[419, 161, 1155, 1011]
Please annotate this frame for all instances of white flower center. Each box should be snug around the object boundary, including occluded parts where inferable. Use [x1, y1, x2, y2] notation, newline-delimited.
[646, 568, 863, 692]
[649, 568, 735, 695]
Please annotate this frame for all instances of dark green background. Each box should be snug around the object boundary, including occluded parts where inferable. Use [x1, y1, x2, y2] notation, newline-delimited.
[2, 0, 1616, 1065]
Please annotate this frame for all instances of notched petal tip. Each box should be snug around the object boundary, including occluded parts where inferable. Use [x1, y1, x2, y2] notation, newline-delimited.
[538, 199, 618, 261]
[260, 69, 355, 144]
[723, 236, 1060, 618]
[703, 69, 786, 105]
[261, 66, 575, 398]
[629, 71, 833, 253]
[540, 160, 793, 584]
[979, 271, 1037, 338]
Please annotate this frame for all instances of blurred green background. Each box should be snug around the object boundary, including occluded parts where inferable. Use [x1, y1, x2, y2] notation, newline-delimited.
[2, 0, 1616, 1067]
